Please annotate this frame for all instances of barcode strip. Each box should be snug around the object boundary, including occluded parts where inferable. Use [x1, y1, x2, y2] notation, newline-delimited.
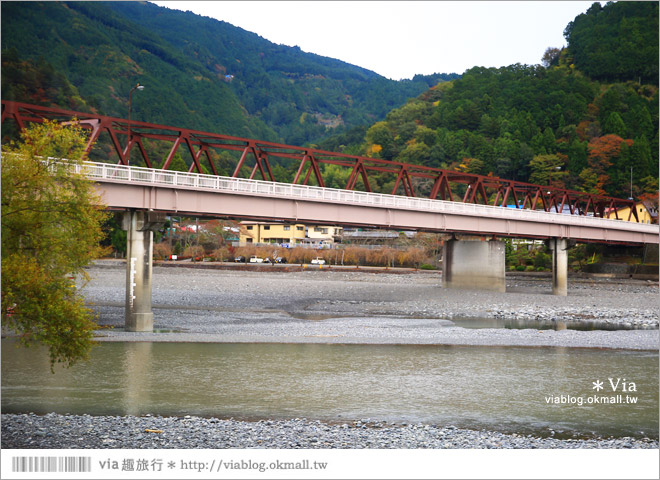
[12, 456, 91, 473]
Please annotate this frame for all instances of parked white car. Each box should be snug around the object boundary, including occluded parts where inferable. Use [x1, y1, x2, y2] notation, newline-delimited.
[249, 256, 264, 263]
[311, 257, 326, 265]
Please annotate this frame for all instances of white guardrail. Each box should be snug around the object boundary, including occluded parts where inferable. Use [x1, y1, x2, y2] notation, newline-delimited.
[76, 161, 656, 234]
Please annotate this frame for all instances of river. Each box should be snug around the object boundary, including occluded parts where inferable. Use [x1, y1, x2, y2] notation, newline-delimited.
[2, 339, 657, 439]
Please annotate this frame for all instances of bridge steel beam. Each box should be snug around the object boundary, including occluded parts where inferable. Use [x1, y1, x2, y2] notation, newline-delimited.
[1, 100, 641, 222]
[122, 210, 166, 331]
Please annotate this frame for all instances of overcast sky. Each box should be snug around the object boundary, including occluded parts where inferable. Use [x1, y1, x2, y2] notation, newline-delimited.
[152, 1, 596, 80]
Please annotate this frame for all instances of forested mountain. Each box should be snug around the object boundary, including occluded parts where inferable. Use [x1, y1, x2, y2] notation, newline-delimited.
[2, 1, 657, 204]
[564, 1, 658, 84]
[318, 1, 658, 202]
[103, 1, 454, 144]
[1, 1, 456, 146]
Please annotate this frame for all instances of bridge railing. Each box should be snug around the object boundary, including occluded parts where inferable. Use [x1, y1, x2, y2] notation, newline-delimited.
[77, 161, 655, 234]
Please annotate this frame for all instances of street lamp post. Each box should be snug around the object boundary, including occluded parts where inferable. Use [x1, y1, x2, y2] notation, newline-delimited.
[629, 166, 634, 200]
[127, 83, 144, 165]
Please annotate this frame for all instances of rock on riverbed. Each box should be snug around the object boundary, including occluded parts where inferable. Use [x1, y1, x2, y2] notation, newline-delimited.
[2, 413, 657, 450]
[82, 266, 659, 349]
[4, 267, 656, 451]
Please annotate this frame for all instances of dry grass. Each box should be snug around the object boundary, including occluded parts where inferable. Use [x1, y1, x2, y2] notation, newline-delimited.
[155, 241, 436, 267]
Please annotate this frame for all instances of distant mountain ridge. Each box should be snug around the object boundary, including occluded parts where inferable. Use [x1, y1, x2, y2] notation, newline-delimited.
[1, 1, 457, 146]
[6, 1, 654, 206]
[314, 0, 658, 202]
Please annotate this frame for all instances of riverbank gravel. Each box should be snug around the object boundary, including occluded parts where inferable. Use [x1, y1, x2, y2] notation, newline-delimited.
[2, 413, 657, 450]
[4, 265, 656, 451]
[83, 264, 659, 349]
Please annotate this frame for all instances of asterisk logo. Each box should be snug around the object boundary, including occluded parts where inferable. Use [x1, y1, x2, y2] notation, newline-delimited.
[593, 380, 604, 391]
[168, 461, 176, 470]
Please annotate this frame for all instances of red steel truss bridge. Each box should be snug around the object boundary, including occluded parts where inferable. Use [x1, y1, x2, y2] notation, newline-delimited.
[1, 100, 640, 222]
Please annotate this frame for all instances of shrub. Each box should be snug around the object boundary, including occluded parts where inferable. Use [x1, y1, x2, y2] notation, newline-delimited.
[534, 251, 551, 270]
[343, 247, 369, 266]
[525, 265, 535, 272]
[184, 245, 205, 259]
[397, 247, 426, 267]
[212, 247, 230, 262]
[515, 265, 526, 271]
[286, 247, 314, 264]
[153, 242, 172, 260]
[419, 263, 436, 270]
[366, 247, 397, 267]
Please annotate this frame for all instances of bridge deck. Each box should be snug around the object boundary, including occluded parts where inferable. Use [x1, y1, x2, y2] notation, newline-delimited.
[83, 162, 658, 245]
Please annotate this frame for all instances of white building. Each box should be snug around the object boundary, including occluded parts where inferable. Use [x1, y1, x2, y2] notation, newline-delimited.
[306, 225, 344, 245]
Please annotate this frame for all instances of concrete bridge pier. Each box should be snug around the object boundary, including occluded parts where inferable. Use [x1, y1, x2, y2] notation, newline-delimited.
[443, 236, 506, 292]
[549, 238, 568, 296]
[122, 210, 166, 332]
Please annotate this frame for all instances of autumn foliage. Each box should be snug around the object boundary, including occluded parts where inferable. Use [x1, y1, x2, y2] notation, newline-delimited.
[1, 121, 109, 370]
[586, 134, 633, 195]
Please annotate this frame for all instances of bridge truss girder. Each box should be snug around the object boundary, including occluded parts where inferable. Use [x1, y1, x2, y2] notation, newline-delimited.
[1, 100, 638, 221]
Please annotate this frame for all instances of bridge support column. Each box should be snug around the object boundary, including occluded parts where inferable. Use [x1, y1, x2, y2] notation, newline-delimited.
[443, 237, 506, 292]
[549, 238, 568, 296]
[122, 210, 166, 332]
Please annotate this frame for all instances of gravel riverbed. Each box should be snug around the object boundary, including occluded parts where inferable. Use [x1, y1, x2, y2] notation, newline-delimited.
[2, 413, 658, 449]
[3, 264, 658, 450]
[84, 263, 659, 349]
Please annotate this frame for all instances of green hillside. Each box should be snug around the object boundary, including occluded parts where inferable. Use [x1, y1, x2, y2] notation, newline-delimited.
[2, 1, 657, 203]
[1, 1, 273, 140]
[319, 2, 658, 201]
[564, 1, 658, 84]
[1, 1, 456, 146]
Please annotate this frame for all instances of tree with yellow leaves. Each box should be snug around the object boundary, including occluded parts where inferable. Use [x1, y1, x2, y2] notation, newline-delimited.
[1, 120, 109, 370]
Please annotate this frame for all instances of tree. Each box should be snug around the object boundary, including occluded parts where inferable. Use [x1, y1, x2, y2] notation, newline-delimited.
[166, 152, 190, 172]
[456, 157, 486, 175]
[564, 1, 658, 83]
[630, 135, 652, 180]
[567, 139, 588, 175]
[529, 154, 564, 186]
[586, 134, 633, 194]
[541, 127, 557, 153]
[101, 214, 127, 257]
[365, 121, 395, 160]
[1, 120, 109, 370]
[603, 112, 627, 138]
[399, 142, 431, 166]
[541, 47, 561, 68]
[453, 102, 481, 130]
[578, 167, 599, 194]
[625, 105, 654, 140]
[321, 163, 351, 189]
[638, 178, 659, 221]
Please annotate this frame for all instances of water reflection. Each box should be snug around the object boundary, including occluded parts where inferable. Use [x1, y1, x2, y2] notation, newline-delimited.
[292, 314, 657, 331]
[450, 316, 657, 331]
[122, 343, 153, 416]
[1, 339, 657, 439]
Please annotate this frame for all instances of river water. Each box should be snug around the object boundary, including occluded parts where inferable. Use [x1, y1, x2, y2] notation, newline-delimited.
[2, 339, 657, 439]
